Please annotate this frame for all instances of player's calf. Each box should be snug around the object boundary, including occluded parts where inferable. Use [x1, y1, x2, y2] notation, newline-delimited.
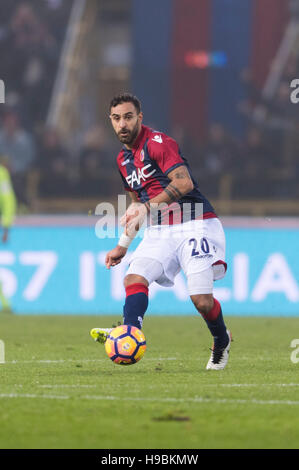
[123, 277, 149, 329]
[191, 294, 232, 369]
[191, 295, 229, 349]
[191, 294, 214, 316]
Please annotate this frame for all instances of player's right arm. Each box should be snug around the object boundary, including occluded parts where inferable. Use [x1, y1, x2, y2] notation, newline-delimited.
[105, 245, 127, 269]
[105, 192, 140, 269]
[105, 160, 142, 268]
[105, 191, 140, 269]
[119, 190, 142, 227]
[128, 191, 139, 202]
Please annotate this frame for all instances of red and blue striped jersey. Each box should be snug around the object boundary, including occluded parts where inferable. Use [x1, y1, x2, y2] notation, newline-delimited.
[117, 125, 216, 225]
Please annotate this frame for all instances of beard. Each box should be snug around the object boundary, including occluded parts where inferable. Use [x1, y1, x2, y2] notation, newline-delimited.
[117, 122, 140, 145]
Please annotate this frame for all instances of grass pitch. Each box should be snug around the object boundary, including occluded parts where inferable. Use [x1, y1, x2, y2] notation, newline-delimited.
[0, 314, 299, 449]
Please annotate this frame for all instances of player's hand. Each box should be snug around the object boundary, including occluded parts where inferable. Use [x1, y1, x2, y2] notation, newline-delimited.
[120, 202, 144, 227]
[105, 245, 127, 269]
[121, 203, 147, 237]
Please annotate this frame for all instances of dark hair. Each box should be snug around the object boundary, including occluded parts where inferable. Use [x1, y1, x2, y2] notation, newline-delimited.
[110, 93, 141, 114]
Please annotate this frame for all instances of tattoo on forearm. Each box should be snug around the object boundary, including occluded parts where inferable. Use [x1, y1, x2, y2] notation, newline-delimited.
[168, 183, 184, 199]
[164, 187, 177, 202]
[163, 183, 184, 203]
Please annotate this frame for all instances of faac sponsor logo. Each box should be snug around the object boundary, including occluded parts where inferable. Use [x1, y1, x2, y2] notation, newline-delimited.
[125, 163, 156, 188]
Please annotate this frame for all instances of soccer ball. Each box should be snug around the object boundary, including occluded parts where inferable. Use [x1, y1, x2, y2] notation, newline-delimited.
[105, 325, 146, 365]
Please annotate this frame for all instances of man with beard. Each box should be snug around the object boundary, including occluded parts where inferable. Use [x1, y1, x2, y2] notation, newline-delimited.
[90, 93, 232, 370]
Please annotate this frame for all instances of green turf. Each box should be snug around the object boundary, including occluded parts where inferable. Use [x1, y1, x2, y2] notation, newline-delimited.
[0, 314, 299, 449]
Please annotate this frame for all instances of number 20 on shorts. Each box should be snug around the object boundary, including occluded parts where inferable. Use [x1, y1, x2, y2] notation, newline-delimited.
[189, 237, 210, 257]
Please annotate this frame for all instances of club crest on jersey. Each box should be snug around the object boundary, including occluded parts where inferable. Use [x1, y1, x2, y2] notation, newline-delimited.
[125, 164, 156, 188]
[152, 134, 163, 144]
[140, 150, 145, 162]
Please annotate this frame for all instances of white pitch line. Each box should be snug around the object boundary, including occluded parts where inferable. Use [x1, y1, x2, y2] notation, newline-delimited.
[218, 383, 299, 387]
[4, 357, 178, 364]
[5, 383, 299, 390]
[30, 382, 299, 389]
[4, 356, 279, 364]
[81, 396, 299, 406]
[0, 393, 69, 400]
[38, 384, 97, 389]
[5, 359, 106, 364]
[1, 394, 299, 406]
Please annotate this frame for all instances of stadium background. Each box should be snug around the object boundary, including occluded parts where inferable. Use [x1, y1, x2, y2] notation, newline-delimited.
[0, 0, 298, 316]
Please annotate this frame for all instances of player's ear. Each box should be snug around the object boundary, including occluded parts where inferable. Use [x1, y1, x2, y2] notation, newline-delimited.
[138, 111, 143, 122]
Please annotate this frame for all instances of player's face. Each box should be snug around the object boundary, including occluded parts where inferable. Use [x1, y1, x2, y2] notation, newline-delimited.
[110, 102, 143, 147]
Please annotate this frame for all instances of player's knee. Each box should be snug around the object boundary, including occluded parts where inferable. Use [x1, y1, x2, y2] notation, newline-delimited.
[123, 274, 149, 289]
[191, 294, 214, 315]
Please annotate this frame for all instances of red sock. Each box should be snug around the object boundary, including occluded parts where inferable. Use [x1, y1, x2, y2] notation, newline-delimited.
[199, 298, 228, 348]
[123, 283, 149, 329]
[125, 283, 148, 297]
[201, 298, 221, 322]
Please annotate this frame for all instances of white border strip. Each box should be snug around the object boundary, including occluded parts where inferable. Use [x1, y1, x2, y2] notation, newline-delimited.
[4, 357, 178, 364]
[0, 394, 299, 406]
[6, 383, 299, 389]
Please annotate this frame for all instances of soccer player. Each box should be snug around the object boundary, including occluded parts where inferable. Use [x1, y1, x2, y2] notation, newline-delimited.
[91, 93, 232, 370]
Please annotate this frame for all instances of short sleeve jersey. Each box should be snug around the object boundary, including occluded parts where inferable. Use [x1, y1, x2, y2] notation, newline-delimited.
[117, 125, 216, 225]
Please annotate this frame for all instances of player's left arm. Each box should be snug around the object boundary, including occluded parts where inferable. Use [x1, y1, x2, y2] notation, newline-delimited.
[120, 167, 193, 230]
[124, 135, 194, 236]
[145, 135, 194, 206]
[146, 165, 194, 207]
[124, 165, 193, 237]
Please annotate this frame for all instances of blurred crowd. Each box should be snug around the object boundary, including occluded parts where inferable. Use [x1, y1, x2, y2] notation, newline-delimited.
[0, 0, 72, 130]
[0, 0, 298, 210]
[175, 52, 299, 202]
[0, 0, 73, 204]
